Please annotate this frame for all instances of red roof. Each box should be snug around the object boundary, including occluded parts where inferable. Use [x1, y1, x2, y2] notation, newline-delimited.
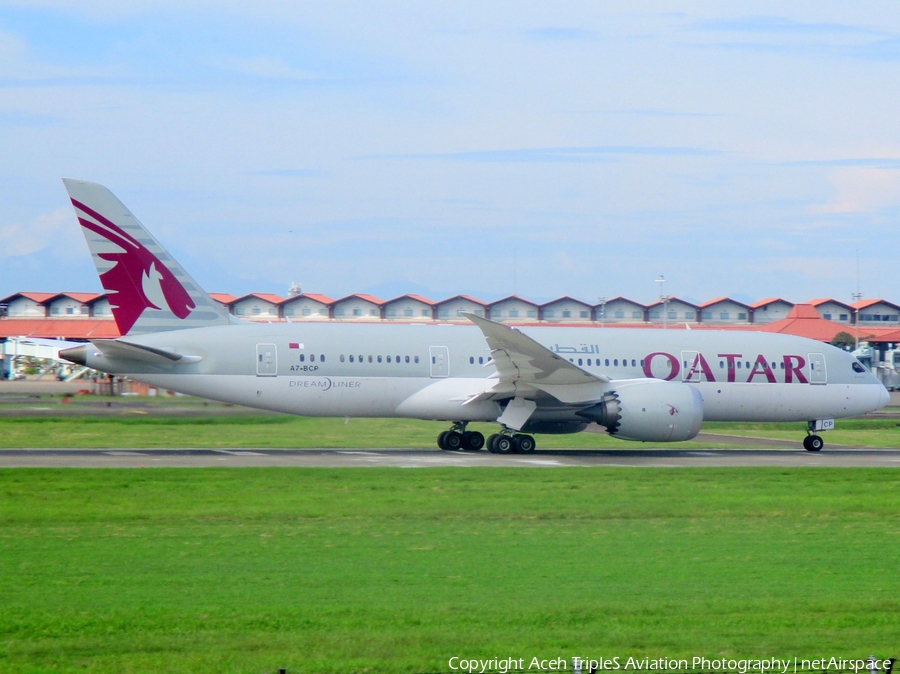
[750, 297, 792, 309]
[806, 298, 852, 310]
[232, 293, 284, 305]
[385, 294, 435, 306]
[645, 296, 698, 309]
[540, 296, 591, 308]
[488, 295, 539, 307]
[333, 294, 383, 306]
[0, 319, 120, 340]
[437, 295, 487, 307]
[698, 297, 751, 309]
[600, 296, 644, 306]
[45, 292, 104, 304]
[208, 292, 238, 304]
[1, 292, 56, 304]
[284, 293, 334, 305]
[851, 298, 900, 310]
[756, 304, 848, 341]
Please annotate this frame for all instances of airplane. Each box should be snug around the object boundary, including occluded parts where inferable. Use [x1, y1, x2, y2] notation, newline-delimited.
[58, 179, 889, 453]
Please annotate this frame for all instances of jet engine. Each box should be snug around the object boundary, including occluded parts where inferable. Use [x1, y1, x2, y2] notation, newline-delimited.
[576, 379, 704, 442]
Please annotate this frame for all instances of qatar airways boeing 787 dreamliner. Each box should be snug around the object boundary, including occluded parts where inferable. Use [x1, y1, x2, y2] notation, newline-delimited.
[58, 179, 889, 453]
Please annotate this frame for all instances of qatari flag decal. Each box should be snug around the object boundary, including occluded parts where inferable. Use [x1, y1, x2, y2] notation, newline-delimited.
[289, 343, 302, 349]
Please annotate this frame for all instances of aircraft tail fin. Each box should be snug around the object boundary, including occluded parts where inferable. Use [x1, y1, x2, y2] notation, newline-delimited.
[63, 179, 234, 335]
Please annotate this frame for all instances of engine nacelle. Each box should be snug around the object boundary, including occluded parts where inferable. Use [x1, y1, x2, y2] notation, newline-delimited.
[576, 379, 704, 442]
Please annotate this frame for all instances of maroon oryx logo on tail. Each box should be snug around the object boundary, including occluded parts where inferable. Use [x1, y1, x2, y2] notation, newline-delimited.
[71, 198, 195, 334]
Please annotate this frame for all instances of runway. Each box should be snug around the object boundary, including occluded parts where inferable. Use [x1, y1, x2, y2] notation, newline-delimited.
[2, 448, 900, 468]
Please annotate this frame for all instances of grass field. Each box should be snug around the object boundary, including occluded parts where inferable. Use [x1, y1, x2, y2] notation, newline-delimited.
[2, 468, 899, 673]
[1, 414, 899, 449]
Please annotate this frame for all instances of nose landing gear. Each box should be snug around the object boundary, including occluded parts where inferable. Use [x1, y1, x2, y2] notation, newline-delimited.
[803, 434, 824, 452]
[803, 419, 831, 452]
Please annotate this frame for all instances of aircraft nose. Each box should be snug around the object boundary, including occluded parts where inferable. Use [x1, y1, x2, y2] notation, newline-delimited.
[880, 385, 891, 409]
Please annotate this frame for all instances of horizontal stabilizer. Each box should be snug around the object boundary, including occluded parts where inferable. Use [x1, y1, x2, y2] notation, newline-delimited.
[60, 339, 202, 366]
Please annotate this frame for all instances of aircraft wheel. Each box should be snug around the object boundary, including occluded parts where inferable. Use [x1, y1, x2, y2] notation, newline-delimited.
[803, 435, 823, 452]
[444, 431, 463, 451]
[494, 435, 514, 454]
[486, 434, 500, 453]
[437, 431, 449, 450]
[463, 431, 485, 451]
[514, 434, 536, 453]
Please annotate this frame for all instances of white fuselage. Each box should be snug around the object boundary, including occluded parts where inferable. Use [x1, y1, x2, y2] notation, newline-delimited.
[79, 322, 889, 428]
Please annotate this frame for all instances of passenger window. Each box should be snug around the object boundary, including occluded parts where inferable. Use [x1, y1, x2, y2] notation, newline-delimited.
[577, 358, 583, 366]
[377, 356, 382, 363]
[478, 357, 484, 364]
[299, 354, 305, 362]
[414, 356, 419, 364]
[469, 357, 474, 364]
[605, 359, 610, 366]
[321, 355, 325, 362]
[340, 355, 345, 363]
[631, 359, 636, 367]
[387, 356, 392, 363]
[614, 359, 618, 366]
[310, 354, 315, 362]
[587, 358, 592, 366]
[358, 355, 363, 363]
[368, 355, 373, 363]
[395, 356, 400, 363]
[349, 355, 354, 363]
[737, 362, 741, 369]
[405, 356, 410, 363]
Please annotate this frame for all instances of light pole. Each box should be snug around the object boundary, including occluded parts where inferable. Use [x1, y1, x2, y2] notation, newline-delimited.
[852, 291, 862, 350]
[655, 275, 669, 329]
[597, 296, 607, 328]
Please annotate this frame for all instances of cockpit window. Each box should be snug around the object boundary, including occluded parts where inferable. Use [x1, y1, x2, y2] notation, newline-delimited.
[852, 362, 866, 373]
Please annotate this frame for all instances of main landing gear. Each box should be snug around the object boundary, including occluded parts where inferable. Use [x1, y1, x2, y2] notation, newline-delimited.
[437, 422, 485, 451]
[486, 431, 536, 454]
[436, 423, 537, 453]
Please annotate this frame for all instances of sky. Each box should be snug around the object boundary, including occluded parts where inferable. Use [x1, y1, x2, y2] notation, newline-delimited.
[2, 2, 900, 307]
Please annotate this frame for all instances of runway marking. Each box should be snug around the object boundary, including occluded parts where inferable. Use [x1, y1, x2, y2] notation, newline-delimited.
[104, 451, 148, 456]
[213, 450, 265, 456]
[337, 451, 379, 455]
[687, 451, 721, 456]
[512, 459, 564, 466]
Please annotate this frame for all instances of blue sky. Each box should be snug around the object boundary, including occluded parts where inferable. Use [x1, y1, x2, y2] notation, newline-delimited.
[2, 2, 900, 306]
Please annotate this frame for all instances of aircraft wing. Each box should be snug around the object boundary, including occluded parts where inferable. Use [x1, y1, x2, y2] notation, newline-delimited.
[465, 314, 610, 404]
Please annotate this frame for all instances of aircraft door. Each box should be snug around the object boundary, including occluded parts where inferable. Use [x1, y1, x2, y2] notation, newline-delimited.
[681, 350, 701, 382]
[256, 343, 277, 377]
[808, 352, 827, 384]
[429, 345, 449, 378]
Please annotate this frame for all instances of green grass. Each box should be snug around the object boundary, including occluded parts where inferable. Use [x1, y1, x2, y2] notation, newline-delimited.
[1, 469, 899, 673]
[1, 414, 899, 449]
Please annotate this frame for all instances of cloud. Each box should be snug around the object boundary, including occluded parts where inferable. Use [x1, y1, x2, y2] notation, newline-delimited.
[523, 27, 600, 41]
[246, 169, 326, 178]
[696, 16, 884, 37]
[0, 208, 76, 258]
[817, 167, 900, 215]
[214, 56, 329, 83]
[362, 145, 725, 163]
